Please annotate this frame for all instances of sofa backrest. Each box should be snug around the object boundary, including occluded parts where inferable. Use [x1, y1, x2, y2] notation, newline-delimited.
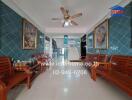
[85, 54, 98, 63]
[110, 55, 130, 75]
[126, 56, 132, 77]
[0, 57, 13, 76]
[98, 54, 108, 62]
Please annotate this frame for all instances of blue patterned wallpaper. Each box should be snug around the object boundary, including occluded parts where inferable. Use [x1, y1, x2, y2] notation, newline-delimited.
[87, 2, 132, 56]
[0, 1, 45, 60]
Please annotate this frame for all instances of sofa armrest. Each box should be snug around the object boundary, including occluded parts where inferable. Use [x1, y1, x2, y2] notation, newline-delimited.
[0, 80, 6, 89]
[0, 80, 6, 93]
[93, 62, 111, 68]
[91, 62, 111, 81]
[0, 80, 7, 100]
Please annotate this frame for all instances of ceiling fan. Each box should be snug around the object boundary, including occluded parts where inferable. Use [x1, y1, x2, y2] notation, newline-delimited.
[52, 7, 82, 27]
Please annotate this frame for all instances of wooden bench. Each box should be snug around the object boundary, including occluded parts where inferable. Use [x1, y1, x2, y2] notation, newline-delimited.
[91, 55, 132, 96]
[83, 54, 108, 70]
[0, 57, 31, 100]
[83, 54, 98, 69]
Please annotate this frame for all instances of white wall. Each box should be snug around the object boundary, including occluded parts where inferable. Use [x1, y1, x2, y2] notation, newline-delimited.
[54, 38, 64, 48]
[68, 46, 80, 60]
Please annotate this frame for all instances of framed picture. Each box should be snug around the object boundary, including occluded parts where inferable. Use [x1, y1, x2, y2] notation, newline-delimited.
[87, 32, 94, 48]
[94, 19, 109, 49]
[22, 19, 37, 49]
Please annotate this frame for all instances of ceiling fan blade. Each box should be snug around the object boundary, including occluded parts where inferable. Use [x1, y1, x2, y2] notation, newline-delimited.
[52, 18, 62, 20]
[70, 13, 82, 19]
[71, 21, 78, 26]
[60, 7, 69, 16]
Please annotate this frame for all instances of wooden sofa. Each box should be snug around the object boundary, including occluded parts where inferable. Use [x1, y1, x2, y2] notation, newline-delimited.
[83, 54, 108, 70]
[91, 55, 132, 96]
[0, 57, 31, 100]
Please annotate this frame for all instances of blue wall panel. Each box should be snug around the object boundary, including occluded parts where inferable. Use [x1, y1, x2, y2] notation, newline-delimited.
[87, 2, 132, 56]
[0, 1, 45, 60]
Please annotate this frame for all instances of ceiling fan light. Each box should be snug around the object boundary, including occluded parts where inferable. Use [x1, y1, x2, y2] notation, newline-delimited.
[64, 21, 69, 27]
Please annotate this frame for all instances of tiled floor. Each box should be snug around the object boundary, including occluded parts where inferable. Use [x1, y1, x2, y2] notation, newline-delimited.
[8, 61, 132, 100]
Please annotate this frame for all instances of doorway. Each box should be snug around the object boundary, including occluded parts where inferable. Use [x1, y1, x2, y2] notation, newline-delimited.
[81, 34, 86, 59]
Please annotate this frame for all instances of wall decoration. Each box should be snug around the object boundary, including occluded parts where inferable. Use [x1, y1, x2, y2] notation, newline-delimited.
[94, 19, 109, 49]
[87, 32, 94, 48]
[23, 19, 37, 49]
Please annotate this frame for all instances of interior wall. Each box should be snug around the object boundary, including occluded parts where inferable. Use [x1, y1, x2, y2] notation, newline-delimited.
[0, 1, 45, 60]
[68, 38, 80, 60]
[87, 2, 132, 56]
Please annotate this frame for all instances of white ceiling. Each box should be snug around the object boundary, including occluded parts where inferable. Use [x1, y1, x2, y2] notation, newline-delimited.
[2, 0, 131, 37]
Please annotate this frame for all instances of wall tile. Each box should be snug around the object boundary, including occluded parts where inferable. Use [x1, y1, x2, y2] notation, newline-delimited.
[0, 1, 45, 60]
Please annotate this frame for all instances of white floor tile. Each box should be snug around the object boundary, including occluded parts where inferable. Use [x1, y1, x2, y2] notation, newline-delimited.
[14, 61, 131, 100]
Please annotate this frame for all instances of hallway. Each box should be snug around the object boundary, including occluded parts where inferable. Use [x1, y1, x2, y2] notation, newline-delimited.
[0, 0, 132, 100]
[13, 61, 131, 100]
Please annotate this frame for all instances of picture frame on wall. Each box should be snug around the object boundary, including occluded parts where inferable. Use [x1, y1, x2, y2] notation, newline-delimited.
[94, 19, 109, 49]
[22, 19, 37, 49]
[87, 32, 94, 48]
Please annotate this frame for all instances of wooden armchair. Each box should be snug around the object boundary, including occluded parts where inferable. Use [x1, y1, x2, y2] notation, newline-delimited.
[91, 55, 132, 96]
[0, 57, 32, 100]
[91, 62, 111, 81]
[83, 54, 108, 71]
